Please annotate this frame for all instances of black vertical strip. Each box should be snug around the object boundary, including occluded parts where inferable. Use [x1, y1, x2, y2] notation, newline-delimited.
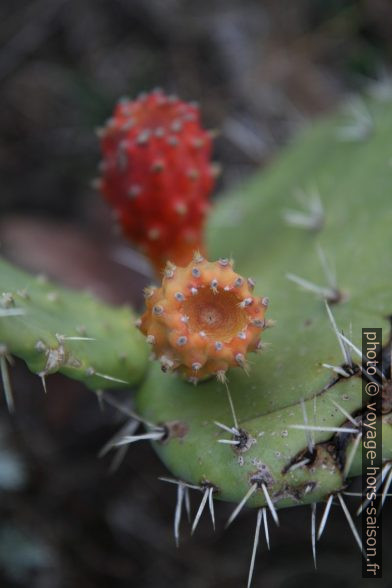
[362, 328, 382, 578]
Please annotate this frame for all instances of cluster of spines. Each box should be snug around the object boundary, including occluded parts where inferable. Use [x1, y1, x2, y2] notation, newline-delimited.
[138, 254, 270, 382]
[0, 258, 149, 395]
[97, 89, 216, 272]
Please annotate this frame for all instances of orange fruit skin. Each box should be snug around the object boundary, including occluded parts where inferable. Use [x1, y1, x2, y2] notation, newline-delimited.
[138, 256, 269, 382]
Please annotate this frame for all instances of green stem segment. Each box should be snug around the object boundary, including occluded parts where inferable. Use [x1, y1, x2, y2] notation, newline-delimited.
[0, 257, 148, 390]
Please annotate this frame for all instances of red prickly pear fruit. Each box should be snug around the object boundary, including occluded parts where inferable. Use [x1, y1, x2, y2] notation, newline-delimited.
[138, 254, 270, 383]
[97, 89, 215, 273]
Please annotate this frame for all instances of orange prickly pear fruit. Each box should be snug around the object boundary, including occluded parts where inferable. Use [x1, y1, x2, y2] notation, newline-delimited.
[137, 254, 270, 383]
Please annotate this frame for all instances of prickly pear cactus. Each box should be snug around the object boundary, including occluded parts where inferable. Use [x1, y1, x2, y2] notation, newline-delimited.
[0, 259, 148, 390]
[135, 95, 392, 515]
[0, 95, 391, 556]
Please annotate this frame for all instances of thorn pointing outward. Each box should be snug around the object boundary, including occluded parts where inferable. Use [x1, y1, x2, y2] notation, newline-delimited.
[39, 373, 47, 394]
[174, 483, 185, 547]
[224, 379, 239, 431]
[339, 333, 385, 381]
[286, 458, 310, 473]
[247, 509, 262, 588]
[262, 508, 270, 550]
[191, 484, 216, 534]
[55, 334, 96, 342]
[108, 445, 128, 474]
[337, 493, 366, 557]
[311, 503, 317, 569]
[226, 483, 258, 528]
[261, 483, 279, 527]
[191, 488, 209, 535]
[184, 487, 191, 523]
[115, 428, 165, 447]
[95, 389, 104, 412]
[0, 350, 14, 413]
[343, 432, 362, 478]
[322, 363, 351, 378]
[317, 494, 333, 540]
[159, 477, 201, 490]
[94, 371, 129, 385]
[215, 421, 241, 445]
[330, 399, 359, 427]
[214, 421, 240, 436]
[208, 486, 215, 530]
[289, 424, 358, 434]
[282, 188, 324, 231]
[316, 244, 338, 291]
[217, 439, 241, 445]
[324, 302, 352, 367]
[214, 380, 241, 444]
[286, 273, 338, 302]
[101, 392, 156, 428]
[99, 419, 139, 459]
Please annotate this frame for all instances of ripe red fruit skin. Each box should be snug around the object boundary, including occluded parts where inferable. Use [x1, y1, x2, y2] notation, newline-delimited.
[98, 90, 215, 273]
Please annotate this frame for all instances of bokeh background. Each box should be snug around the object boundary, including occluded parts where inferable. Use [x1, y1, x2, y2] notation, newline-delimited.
[0, 1, 391, 586]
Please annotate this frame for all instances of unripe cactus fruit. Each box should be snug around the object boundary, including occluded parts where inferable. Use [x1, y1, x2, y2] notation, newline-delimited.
[138, 254, 269, 382]
[98, 89, 215, 272]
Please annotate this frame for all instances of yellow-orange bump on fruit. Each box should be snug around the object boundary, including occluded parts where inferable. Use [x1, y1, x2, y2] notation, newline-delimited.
[138, 254, 270, 382]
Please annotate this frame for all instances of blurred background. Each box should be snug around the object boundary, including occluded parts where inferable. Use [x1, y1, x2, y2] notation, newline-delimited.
[0, 1, 391, 586]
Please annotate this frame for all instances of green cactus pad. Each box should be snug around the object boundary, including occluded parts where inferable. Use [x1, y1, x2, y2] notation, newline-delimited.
[136, 96, 392, 508]
[0, 258, 148, 390]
